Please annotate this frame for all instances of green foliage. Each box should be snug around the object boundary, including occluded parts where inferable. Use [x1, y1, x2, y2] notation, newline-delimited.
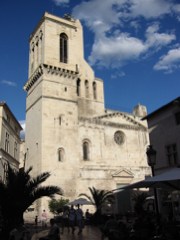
[79, 186, 114, 211]
[49, 198, 69, 214]
[79, 186, 114, 224]
[0, 164, 62, 238]
[132, 191, 148, 215]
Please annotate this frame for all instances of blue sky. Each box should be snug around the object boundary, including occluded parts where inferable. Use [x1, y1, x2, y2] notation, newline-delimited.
[1, 0, 180, 129]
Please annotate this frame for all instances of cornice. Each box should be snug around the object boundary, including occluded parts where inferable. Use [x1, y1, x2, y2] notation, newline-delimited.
[79, 115, 147, 131]
[94, 112, 147, 130]
[24, 64, 78, 92]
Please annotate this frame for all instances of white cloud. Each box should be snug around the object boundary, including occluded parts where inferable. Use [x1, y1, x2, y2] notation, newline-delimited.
[145, 23, 176, 49]
[72, 0, 178, 69]
[19, 120, 26, 130]
[154, 47, 180, 73]
[1, 80, 17, 87]
[172, 3, 180, 13]
[19, 120, 26, 140]
[52, 0, 69, 6]
[111, 71, 125, 79]
[73, 0, 125, 35]
[89, 33, 146, 67]
[129, 0, 171, 18]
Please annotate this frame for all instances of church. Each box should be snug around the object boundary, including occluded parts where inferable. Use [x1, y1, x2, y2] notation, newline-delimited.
[24, 12, 150, 216]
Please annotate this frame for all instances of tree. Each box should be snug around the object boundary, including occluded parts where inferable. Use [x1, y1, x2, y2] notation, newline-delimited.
[49, 197, 69, 214]
[0, 164, 62, 238]
[79, 187, 114, 223]
[132, 191, 148, 215]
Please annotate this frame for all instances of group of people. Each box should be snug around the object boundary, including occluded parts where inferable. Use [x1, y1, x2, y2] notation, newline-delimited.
[39, 204, 85, 240]
[62, 204, 84, 235]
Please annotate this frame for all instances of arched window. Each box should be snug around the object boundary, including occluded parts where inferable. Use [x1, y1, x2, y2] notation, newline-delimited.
[58, 148, 65, 162]
[77, 78, 81, 96]
[93, 82, 97, 100]
[85, 80, 89, 98]
[83, 141, 90, 160]
[60, 33, 68, 63]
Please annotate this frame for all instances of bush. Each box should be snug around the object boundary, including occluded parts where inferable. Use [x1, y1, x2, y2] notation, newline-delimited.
[49, 198, 69, 215]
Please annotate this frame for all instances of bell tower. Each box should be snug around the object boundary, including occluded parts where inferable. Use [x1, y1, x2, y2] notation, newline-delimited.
[24, 12, 105, 212]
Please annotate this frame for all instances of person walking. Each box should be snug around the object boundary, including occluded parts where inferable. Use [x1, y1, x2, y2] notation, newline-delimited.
[61, 207, 69, 234]
[68, 205, 76, 234]
[76, 204, 84, 235]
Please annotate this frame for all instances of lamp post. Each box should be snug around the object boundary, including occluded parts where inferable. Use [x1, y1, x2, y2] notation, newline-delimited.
[146, 145, 160, 224]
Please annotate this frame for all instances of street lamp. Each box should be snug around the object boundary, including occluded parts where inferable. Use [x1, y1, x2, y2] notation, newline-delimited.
[146, 145, 160, 224]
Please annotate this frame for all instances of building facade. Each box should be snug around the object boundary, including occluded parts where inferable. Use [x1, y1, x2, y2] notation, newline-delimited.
[144, 97, 180, 174]
[144, 97, 180, 219]
[24, 12, 150, 215]
[0, 102, 22, 182]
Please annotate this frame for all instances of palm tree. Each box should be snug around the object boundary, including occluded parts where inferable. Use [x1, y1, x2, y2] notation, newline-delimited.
[79, 187, 114, 223]
[132, 191, 148, 215]
[0, 164, 62, 238]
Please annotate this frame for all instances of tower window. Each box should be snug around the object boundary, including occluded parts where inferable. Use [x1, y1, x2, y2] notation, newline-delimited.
[83, 141, 90, 160]
[58, 148, 65, 162]
[60, 33, 68, 63]
[93, 82, 97, 100]
[77, 78, 81, 96]
[85, 80, 89, 98]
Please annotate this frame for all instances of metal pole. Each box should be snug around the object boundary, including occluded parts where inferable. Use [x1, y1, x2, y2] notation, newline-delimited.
[151, 165, 160, 225]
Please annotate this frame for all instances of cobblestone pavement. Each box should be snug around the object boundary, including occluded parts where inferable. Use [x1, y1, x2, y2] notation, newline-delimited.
[31, 225, 102, 240]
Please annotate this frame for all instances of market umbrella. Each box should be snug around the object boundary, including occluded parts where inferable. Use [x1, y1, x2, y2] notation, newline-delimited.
[114, 168, 180, 192]
[68, 197, 93, 206]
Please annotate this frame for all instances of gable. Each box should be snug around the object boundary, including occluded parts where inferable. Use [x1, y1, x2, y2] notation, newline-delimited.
[92, 112, 147, 131]
[112, 168, 134, 179]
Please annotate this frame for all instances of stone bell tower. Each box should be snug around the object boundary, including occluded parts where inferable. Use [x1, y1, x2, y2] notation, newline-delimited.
[24, 12, 105, 213]
[24, 12, 150, 218]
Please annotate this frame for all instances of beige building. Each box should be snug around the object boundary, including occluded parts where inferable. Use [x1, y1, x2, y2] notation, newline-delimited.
[24, 12, 150, 215]
[143, 97, 180, 219]
[144, 97, 180, 174]
[0, 102, 22, 182]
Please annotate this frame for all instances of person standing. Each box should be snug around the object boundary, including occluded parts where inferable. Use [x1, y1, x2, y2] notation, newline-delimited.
[68, 205, 76, 234]
[76, 204, 84, 235]
[41, 210, 48, 228]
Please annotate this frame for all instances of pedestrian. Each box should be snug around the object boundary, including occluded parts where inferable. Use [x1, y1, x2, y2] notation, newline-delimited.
[35, 216, 38, 226]
[85, 209, 91, 224]
[68, 205, 76, 234]
[39, 218, 60, 240]
[61, 207, 69, 234]
[41, 210, 48, 228]
[76, 204, 84, 235]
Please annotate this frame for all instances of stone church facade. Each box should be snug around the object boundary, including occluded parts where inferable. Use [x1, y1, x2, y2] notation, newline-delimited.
[24, 12, 150, 215]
